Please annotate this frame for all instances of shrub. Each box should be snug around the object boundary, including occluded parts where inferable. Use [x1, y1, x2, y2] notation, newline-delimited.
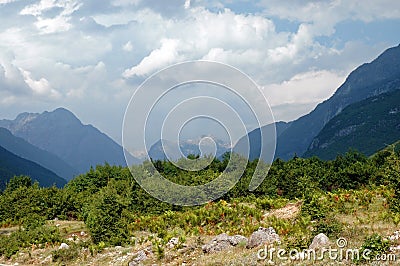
[0, 225, 61, 258]
[84, 180, 132, 245]
[301, 191, 330, 220]
[52, 243, 80, 263]
[358, 233, 390, 262]
[314, 216, 343, 238]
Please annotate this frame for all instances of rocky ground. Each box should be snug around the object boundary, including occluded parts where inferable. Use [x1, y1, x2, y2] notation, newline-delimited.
[1, 201, 400, 265]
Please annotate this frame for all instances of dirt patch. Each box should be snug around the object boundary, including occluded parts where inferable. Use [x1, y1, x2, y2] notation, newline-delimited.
[263, 201, 302, 220]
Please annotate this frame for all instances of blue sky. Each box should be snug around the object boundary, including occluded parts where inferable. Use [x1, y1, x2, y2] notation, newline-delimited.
[0, 0, 399, 145]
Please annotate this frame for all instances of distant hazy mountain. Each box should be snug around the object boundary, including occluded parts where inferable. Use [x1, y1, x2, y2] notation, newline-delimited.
[234, 121, 292, 161]
[148, 138, 230, 161]
[0, 145, 66, 189]
[245, 44, 400, 160]
[0, 108, 139, 173]
[0, 127, 78, 181]
[304, 89, 400, 159]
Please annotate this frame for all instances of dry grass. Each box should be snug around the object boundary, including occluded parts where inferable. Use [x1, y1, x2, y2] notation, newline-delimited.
[2, 195, 400, 265]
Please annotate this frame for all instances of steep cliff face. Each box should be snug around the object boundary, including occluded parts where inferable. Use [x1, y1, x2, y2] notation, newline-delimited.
[244, 44, 400, 160]
[304, 89, 400, 159]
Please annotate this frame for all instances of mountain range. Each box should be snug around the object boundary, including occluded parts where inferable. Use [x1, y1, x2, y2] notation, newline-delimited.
[304, 88, 400, 159]
[148, 137, 230, 161]
[0, 145, 66, 189]
[0, 127, 78, 181]
[0, 108, 140, 183]
[1, 44, 399, 188]
[239, 44, 400, 160]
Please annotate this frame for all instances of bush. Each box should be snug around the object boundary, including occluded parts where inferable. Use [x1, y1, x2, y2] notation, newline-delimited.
[301, 191, 330, 220]
[84, 180, 132, 245]
[359, 233, 390, 262]
[52, 243, 80, 263]
[314, 216, 343, 238]
[0, 225, 61, 258]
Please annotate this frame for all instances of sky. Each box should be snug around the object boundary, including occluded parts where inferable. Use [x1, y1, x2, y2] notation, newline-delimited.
[0, 0, 399, 146]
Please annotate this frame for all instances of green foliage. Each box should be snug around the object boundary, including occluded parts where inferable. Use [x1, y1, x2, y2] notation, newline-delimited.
[0, 148, 399, 249]
[359, 233, 390, 262]
[5, 175, 32, 192]
[305, 89, 400, 160]
[314, 216, 342, 238]
[52, 243, 80, 263]
[83, 179, 132, 245]
[0, 225, 61, 258]
[0, 182, 64, 224]
[301, 191, 330, 220]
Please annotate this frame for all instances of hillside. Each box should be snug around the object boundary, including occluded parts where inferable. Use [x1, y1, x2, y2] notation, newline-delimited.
[234, 121, 292, 161]
[1, 150, 400, 265]
[0, 108, 140, 173]
[0, 145, 66, 189]
[0, 127, 78, 181]
[244, 44, 400, 160]
[304, 89, 400, 159]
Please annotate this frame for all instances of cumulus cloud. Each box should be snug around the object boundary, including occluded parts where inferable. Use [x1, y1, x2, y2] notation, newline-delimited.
[262, 69, 347, 121]
[262, 70, 346, 106]
[19, 68, 61, 98]
[123, 38, 181, 77]
[20, 0, 82, 33]
[0, 0, 399, 142]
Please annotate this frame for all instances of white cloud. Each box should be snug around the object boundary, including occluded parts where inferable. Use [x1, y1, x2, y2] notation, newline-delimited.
[19, 68, 61, 99]
[184, 0, 191, 9]
[259, 0, 400, 26]
[20, 0, 82, 33]
[261, 69, 347, 121]
[123, 38, 181, 77]
[0, 0, 19, 4]
[1, 0, 399, 143]
[262, 70, 346, 107]
[112, 0, 141, 7]
[35, 16, 72, 33]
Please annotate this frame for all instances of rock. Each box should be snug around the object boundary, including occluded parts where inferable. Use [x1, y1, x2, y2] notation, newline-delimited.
[202, 233, 231, 253]
[309, 233, 330, 250]
[58, 243, 69, 250]
[202, 233, 248, 253]
[40, 255, 52, 265]
[128, 247, 152, 266]
[166, 237, 179, 249]
[246, 227, 280, 249]
[230, 235, 248, 246]
[389, 231, 400, 241]
[390, 245, 400, 252]
[80, 231, 86, 236]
